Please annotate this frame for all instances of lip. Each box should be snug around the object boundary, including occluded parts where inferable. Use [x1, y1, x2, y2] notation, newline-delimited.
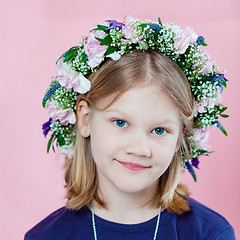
[116, 160, 150, 171]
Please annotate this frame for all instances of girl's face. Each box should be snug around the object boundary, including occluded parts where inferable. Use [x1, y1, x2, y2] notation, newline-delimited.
[80, 83, 181, 197]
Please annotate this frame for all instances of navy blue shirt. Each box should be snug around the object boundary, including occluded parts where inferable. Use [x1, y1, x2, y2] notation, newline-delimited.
[24, 198, 236, 240]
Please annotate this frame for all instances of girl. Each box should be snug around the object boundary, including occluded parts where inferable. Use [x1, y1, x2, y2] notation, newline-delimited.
[25, 16, 236, 239]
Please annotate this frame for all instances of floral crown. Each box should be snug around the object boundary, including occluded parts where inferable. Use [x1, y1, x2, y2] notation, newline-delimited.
[42, 16, 228, 181]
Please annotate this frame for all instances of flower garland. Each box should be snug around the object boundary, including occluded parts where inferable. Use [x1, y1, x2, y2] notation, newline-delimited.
[42, 16, 229, 181]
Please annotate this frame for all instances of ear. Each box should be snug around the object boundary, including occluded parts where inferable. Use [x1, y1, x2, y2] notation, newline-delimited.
[76, 100, 91, 137]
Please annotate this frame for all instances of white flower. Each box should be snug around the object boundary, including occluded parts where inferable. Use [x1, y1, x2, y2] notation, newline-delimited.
[107, 51, 121, 61]
[57, 144, 75, 159]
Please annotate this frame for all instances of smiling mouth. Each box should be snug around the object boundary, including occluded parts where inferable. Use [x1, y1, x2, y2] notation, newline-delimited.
[115, 160, 150, 171]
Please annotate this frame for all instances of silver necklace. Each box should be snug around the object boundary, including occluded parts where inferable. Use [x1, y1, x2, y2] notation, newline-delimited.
[91, 206, 162, 240]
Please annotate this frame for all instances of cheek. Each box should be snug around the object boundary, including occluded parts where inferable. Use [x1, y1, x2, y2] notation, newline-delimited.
[90, 126, 118, 163]
[153, 137, 179, 165]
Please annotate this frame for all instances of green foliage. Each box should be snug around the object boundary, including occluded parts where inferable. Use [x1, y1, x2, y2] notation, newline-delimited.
[81, 53, 88, 62]
[91, 24, 108, 33]
[139, 23, 148, 28]
[63, 47, 79, 63]
[154, 29, 160, 41]
[47, 132, 56, 153]
[219, 76, 227, 88]
[217, 122, 228, 136]
[56, 46, 79, 64]
[198, 38, 207, 46]
[57, 133, 65, 146]
[105, 45, 118, 56]
[158, 17, 163, 26]
[220, 114, 229, 118]
[95, 35, 112, 45]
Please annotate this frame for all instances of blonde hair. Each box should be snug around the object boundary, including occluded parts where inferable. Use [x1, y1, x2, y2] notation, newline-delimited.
[64, 50, 194, 214]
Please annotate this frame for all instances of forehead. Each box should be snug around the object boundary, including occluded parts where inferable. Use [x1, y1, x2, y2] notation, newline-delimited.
[94, 83, 180, 123]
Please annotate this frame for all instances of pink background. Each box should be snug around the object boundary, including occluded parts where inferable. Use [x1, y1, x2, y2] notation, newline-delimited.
[1, 0, 239, 239]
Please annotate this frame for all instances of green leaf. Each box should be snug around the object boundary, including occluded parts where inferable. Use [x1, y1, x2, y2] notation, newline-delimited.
[154, 29, 160, 41]
[105, 45, 118, 56]
[57, 133, 65, 146]
[158, 17, 163, 26]
[63, 47, 79, 63]
[56, 52, 66, 64]
[217, 122, 228, 136]
[100, 35, 112, 45]
[220, 106, 227, 113]
[219, 77, 227, 88]
[47, 132, 56, 153]
[81, 53, 88, 62]
[95, 36, 103, 43]
[177, 60, 184, 69]
[220, 114, 229, 118]
[199, 149, 208, 155]
[139, 23, 148, 28]
[91, 24, 108, 33]
[95, 35, 112, 45]
[201, 75, 213, 82]
[199, 38, 207, 46]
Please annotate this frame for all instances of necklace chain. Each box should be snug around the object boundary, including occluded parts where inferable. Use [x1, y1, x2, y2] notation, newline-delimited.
[91, 206, 162, 240]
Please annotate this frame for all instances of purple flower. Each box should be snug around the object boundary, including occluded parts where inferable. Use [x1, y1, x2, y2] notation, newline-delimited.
[148, 23, 162, 31]
[211, 74, 228, 93]
[191, 159, 200, 169]
[42, 118, 52, 137]
[196, 36, 207, 46]
[105, 20, 125, 30]
[185, 161, 197, 182]
[42, 82, 60, 108]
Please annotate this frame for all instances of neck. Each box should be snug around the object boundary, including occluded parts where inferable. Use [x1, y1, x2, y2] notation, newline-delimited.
[92, 181, 160, 224]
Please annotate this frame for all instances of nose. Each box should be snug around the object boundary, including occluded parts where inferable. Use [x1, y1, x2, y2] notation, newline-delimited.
[124, 130, 152, 158]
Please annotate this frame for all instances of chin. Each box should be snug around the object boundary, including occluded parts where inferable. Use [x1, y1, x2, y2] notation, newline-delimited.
[114, 179, 158, 195]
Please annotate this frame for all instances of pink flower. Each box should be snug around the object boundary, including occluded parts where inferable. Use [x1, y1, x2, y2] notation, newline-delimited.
[193, 128, 210, 151]
[56, 60, 91, 93]
[169, 24, 198, 54]
[122, 16, 141, 44]
[84, 25, 108, 68]
[46, 101, 76, 125]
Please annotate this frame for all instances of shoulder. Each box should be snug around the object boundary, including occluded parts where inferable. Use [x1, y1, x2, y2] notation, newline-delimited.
[24, 206, 92, 240]
[175, 198, 236, 240]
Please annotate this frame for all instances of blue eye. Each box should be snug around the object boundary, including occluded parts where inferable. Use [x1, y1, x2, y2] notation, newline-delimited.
[113, 120, 128, 128]
[152, 128, 167, 135]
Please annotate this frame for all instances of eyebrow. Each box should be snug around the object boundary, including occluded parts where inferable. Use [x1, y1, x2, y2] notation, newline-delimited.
[105, 109, 180, 126]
